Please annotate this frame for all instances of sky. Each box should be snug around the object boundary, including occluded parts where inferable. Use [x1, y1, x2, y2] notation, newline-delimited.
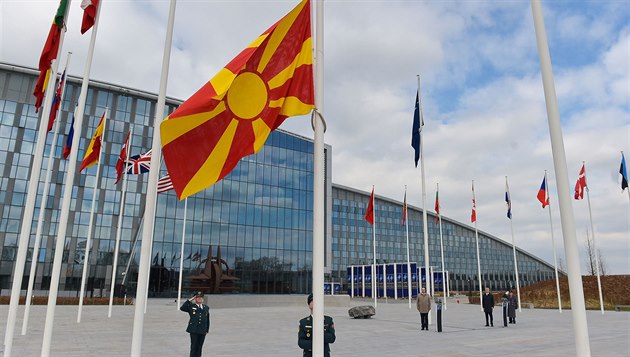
[1, 1, 628, 274]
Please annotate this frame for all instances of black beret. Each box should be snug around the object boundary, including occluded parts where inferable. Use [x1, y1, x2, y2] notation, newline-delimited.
[194, 291, 204, 297]
[307, 293, 313, 305]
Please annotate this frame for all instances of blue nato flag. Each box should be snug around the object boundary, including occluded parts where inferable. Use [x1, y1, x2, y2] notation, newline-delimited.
[411, 93, 423, 167]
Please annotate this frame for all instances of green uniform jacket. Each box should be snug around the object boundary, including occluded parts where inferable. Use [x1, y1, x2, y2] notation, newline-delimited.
[180, 300, 210, 335]
[298, 315, 335, 357]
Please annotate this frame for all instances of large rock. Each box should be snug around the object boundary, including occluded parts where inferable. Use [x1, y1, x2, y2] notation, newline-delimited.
[348, 305, 375, 319]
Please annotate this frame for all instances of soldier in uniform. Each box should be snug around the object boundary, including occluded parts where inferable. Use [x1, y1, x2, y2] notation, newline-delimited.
[298, 293, 336, 357]
[180, 291, 210, 357]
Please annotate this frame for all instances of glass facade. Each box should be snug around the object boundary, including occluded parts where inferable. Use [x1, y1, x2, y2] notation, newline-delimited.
[0, 64, 321, 296]
[331, 184, 557, 293]
[1, 63, 556, 298]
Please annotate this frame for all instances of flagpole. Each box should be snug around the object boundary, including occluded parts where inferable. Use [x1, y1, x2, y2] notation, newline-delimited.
[472, 180, 482, 311]
[505, 177, 522, 313]
[583, 163, 604, 314]
[310, 0, 326, 355]
[437, 183, 446, 310]
[545, 171, 563, 313]
[371, 186, 377, 308]
[177, 198, 188, 308]
[4, 5, 72, 357]
[109, 129, 133, 317]
[78, 109, 108, 323]
[21, 52, 72, 336]
[532, 2, 590, 354]
[404, 186, 412, 308]
[417, 75, 431, 324]
[131, 1, 176, 354]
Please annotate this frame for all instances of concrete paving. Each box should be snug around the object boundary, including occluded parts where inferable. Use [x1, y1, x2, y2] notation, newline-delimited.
[1, 297, 628, 356]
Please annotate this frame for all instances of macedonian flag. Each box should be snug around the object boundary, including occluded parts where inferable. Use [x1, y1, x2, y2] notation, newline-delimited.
[80, 112, 106, 172]
[161, 0, 314, 199]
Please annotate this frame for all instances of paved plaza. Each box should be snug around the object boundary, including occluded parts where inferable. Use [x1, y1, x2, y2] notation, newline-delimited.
[1, 297, 628, 356]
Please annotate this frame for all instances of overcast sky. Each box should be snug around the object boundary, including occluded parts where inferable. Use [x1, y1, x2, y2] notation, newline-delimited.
[1, 1, 628, 274]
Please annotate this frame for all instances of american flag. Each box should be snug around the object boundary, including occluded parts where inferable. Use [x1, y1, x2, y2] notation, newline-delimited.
[126, 149, 151, 174]
[157, 174, 174, 193]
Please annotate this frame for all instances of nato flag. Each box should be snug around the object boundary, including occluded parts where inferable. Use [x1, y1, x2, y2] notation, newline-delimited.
[411, 93, 423, 167]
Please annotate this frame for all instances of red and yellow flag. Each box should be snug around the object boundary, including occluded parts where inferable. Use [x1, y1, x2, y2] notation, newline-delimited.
[80, 113, 105, 172]
[161, 0, 314, 199]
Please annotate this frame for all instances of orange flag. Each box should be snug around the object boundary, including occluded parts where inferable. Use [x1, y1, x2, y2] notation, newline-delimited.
[80, 113, 105, 172]
[161, 0, 314, 199]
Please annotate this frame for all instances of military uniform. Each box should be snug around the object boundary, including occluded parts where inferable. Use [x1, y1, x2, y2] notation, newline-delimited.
[180, 294, 210, 357]
[298, 315, 336, 357]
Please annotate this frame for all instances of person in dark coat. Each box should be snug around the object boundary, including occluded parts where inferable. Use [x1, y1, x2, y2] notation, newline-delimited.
[180, 291, 210, 357]
[507, 291, 518, 324]
[298, 293, 336, 357]
[482, 287, 495, 327]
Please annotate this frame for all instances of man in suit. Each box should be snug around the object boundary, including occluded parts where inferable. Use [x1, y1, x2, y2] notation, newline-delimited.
[482, 287, 495, 327]
[298, 293, 336, 357]
[180, 291, 210, 357]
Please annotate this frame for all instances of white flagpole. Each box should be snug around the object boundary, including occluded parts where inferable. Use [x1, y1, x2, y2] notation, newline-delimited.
[109, 129, 133, 317]
[21, 52, 72, 336]
[545, 171, 563, 313]
[505, 177, 522, 313]
[371, 186, 377, 308]
[350, 267, 354, 298]
[532, 2, 590, 354]
[131, 1, 176, 354]
[472, 180, 483, 311]
[311, 1, 326, 355]
[41, 0, 99, 352]
[417, 75, 431, 324]
[582, 163, 604, 314]
[4, 3, 72, 354]
[404, 186, 412, 308]
[177, 198, 188, 308]
[393, 263, 398, 299]
[437, 183, 446, 310]
[78, 109, 108, 323]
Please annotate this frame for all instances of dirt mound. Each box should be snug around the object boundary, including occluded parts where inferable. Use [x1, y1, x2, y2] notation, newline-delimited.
[519, 275, 630, 310]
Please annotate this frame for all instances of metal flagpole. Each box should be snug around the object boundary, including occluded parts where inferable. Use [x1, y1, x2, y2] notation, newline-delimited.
[78, 109, 108, 323]
[404, 186, 412, 308]
[583, 163, 604, 314]
[177, 198, 188, 308]
[505, 177, 522, 313]
[131, 1, 176, 354]
[351, 267, 354, 298]
[21, 52, 72, 336]
[532, 1, 590, 354]
[41, 0, 100, 352]
[437, 183, 446, 310]
[371, 186, 377, 308]
[545, 171, 562, 313]
[109, 129, 133, 318]
[312, 0, 326, 355]
[472, 180, 483, 311]
[4, 3, 72, 355]
[417, 75, 431, 323]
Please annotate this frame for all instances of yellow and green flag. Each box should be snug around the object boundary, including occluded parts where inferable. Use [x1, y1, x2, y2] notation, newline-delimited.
[161, 0, 314, 199]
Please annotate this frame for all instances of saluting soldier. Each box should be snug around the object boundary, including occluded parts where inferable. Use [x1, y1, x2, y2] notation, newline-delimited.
[298, 293, 336, 357]
[180, 291, 210, 357]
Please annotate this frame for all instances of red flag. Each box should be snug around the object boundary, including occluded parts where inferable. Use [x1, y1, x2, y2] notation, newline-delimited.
[79, 113, 105, 172]
[471, 183, 477, 223]
[34, 68, 51, 112]
[402, 191, 407, 226]
[537, 176, 550, 208]
[80, 0, 100, 34]
[115, 131, 131, 184]
[574, 164, 587, 200]
[435, 189, 440, 224]
[365, 187, 374, 225]
[47, 70, 66, 132]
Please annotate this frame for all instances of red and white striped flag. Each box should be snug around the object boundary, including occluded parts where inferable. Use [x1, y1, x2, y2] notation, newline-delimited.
[157, 175, 174, 193]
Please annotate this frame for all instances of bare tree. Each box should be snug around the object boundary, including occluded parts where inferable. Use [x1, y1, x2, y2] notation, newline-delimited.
[558, 255, 566, 274]
[597, 249, 607, 276]
[585, 230, 596, 276]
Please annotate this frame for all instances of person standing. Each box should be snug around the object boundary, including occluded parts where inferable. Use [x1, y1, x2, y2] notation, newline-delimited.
[298, 293, 336, 357]
[416, 287, 431, 331]
[507, 290, 518, 324]
[180, 291, 210, 357]
[482, 287, 495, 327]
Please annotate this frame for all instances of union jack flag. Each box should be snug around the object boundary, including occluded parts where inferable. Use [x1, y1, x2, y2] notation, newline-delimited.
[126, 149, 151, 175]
